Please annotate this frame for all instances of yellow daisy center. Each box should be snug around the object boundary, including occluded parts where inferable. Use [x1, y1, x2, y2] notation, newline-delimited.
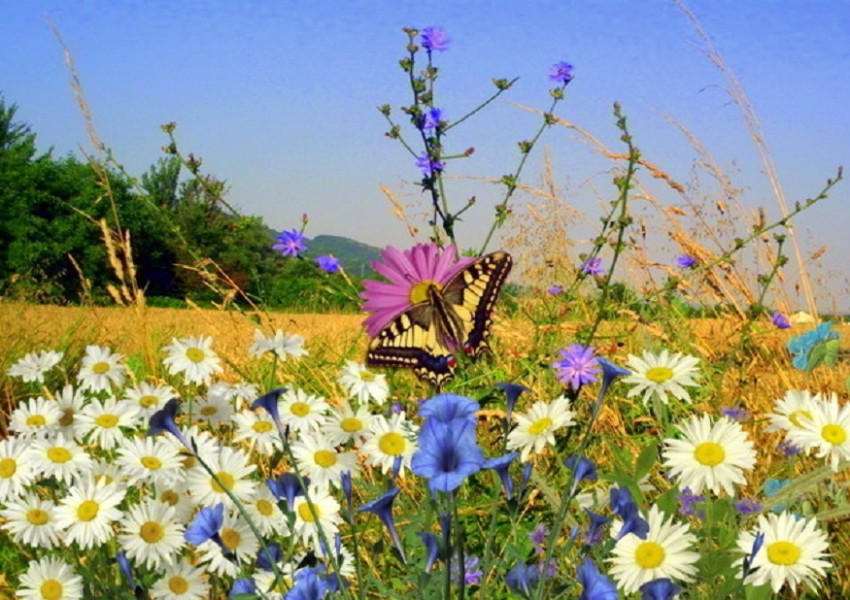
[185, 348, 206, 363]
[212, 471, 235, 493]
[140, 395, 160, 409]
[26, 415, 46, 427]
[40, 579, 63, 600]
[291, 402, 310, 417]
[161, 490, 179, 506]
[379, 432, 406, 456]
[410, 280, 441, 304]
[314, 449, 337, 468]
[47, 447, 71, 464]
[822, 424, 847, 445]
[297, 502, 319, 523]
[200, 406, 218, 416]
[141, 456, 162, 470]
[788, 409, 813, 429]
[256, 499, 274, 517]
[694, 441, 726, 466]
[0, 457, 17, 478]
[96, 473, 114, 485]
[91, 361, 111, 375]
[341, 417, 362, 433]
[252, 421, 273, 433]
[77, 500, 100, 522]
[645, 366, 674, 383]
[140, 520, 165, 543]
[767, 540, 801, 566]
[27, 508, 49, 525]
[528, 417, 553, 436]
[634, 541, 666, 569]
[59, 409, 75, 427]
[221, 527, 240, 550]
[168, 576, 189, 594]
[95, 414, 119, 428]
[359, 370, 375, 382]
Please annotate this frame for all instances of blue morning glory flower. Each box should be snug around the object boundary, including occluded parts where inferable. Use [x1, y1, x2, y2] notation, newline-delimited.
[420, 26, 450, 52]
[610, 487, 648, 540]
[185, 503, 225, 546]
[583, 509, 610, 547]
[505, 563, 540, 598]
[285, 566, 332, 600]
[416, 532, 441, 572]
[412, 420, 484, 493]
[640, 578, 681, 600]
[419, 393, 480, 424]
[495, 381, 531, 422]
[252, 387, 288, 434]
[148, 398, 190, 450]
[576, 558, 618, 600]
[230, 578, 257, 598]
[358, 488, 406, 563]
[483, 452, 518, 499]
[267, 472, 308, 511]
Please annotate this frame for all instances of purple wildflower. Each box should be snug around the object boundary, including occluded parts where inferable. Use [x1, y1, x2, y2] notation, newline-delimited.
[548, 284, 563, 295]
[720, 406, 749, 421]
[583, 509, 610, 547]
[358, 488, 406, 563]
[577, 558, 617, 600]
[529, 524, 548, 554]
[415, 152, 446, 176]
[677, 487, 705, 519]
[317, 255, 340, 273]
[771, 311, 791, 329]
[417, 532, 440, 572]
[734, 497, 762, 515]
[581, 257, 603, 275]
[452, 555, 483, 586]
[273, 229, 307, 257]
[420, 26, 450, 52]
[420, 108, 443, 132]
[548, 61, 574, 85]
[640, 578, 681, 600]
[778, 440, 802, 457]
[676, 254, 698, 269]
[552, 344, 600, 389]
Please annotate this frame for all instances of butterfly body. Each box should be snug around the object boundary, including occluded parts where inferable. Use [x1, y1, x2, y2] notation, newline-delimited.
[366, 251, 512, 387]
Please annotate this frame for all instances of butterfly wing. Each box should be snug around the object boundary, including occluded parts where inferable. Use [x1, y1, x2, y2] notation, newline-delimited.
[366, 251, 513, 386]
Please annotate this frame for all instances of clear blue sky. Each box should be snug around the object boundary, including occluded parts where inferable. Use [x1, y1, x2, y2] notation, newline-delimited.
[2, 1, 849, 306]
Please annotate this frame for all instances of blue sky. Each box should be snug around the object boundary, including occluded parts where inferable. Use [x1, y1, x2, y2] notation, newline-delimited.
[2, 1, 849, 305]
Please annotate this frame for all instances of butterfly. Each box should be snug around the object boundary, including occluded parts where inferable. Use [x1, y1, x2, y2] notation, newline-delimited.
[366, 251, 512, 388]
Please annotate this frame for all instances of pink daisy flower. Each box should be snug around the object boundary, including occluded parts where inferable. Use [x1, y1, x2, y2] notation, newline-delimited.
[360, 243, 475, 337]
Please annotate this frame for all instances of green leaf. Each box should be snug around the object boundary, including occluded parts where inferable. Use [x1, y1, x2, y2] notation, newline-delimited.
[634, 442, 658, 480]
[824, 338, 840, 368]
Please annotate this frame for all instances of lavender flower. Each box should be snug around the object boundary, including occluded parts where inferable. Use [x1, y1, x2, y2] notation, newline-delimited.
[552, 344, 600, 389]
[273, 229, 307, 257]
[581, 257, 603, 275]
[420, 26, 450, 52]
[549, 61, 574, 85]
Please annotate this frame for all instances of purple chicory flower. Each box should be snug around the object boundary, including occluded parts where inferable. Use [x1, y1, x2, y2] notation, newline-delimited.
[452, 555, 483, 586]
[317, 255, 340, 274]
[358, 488, 406, 563]
[549, 61, 574, 85]
[529, 523, 548, 554]
[677, 487, 705, 519]
[273, 229, 307, 257]
[581, 257, 603, 275]
[416, 152, 446, 176]
[420, 26, 450, 52]
[734, 497, 762, 515]
[548, 284, 564, 295]
[778, 440, 802, 457]
[676, 255, 698, 269]
[720, 406, 749, 421]
[552, 344, 600, 390]
[419, 108, 443, 132]
[772, 311, 791, 329]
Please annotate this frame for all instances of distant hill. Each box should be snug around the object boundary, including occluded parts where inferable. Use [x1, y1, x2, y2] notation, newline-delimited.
[305, 235, 383, 277]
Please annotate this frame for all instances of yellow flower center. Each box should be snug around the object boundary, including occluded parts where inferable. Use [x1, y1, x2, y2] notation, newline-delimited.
[59, 408, 75, 427]
[140, 520, 165, 543]
[221, 527, 240, 550]
[314, 450, 337, 468]
[161, 490, 179, 506]
[95, 414, 119, 428]
[140, 395, 160, 409]
[252, 421, 273, 433]
[822, 424, 847, 445]
[297, 502, 319, 523]
[645, 366, 674, 383]
[27, 508, 49, 525]
[141, 456, 162, 470]
[256, 499, 274, 517]
[200, 406, 218, 416]
[359, 370, 375, 382]
[694, 442, 726, 466]
[788, 409, 813, 429]
[92, 361, 111, 375]
[47, 447, 71, 464]
[77, 500, 99, 522]
[26, 415, 46, 427]
[168, 576, 189, 594]
[291, 401, 310, 417]
[767, 541, 801, 566]
[40, 579, 63, 600]
[341, 417, 363, 433]
[634, 541, 666, 569]
[211, 471, 235, 493]
[528, 417, 553, 436]
[379, 432, 406, 456]
[0, 457, 16, 478]
[185, 347, 206, 363]
[410, 280, 441, 304]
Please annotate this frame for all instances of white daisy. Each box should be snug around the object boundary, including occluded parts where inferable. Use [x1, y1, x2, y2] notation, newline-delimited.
[186, 445, 256, 507]
[228, 381, 260, 410]
[318, 541, 357, 579]
[337, 360, 389, 404]
[119, 500, 186, 570]
[192, 388, 233, 427]
[7, 349, 64, 384]
[30, 434, 94, 485]
[176, 425, 222, 466]
[53, 384, 89, 442]
[361, 412, 418, 475]
[115, 435, 184, 488]
[150, 557, 210, 599]
[162, 335, 223, 386]
[608, 504, 700, 593]
[16, 556, 83, 600]
[244, 486, 289, 537]
[124, 380, 176, 417]
[0, 437, 38, 502]
[622, 349, 700, 405]
[787, 393, 850, 471]
[506, 395, 577, 461]
[154, 480, 197, 524]
[9, 396, 62, 439]
[253, 564, 296, 600]
[292, 488, 342, 546]
[325, 401, 374, 447]
[1, 492, 61, 549]
[765, 389, 820, 436]
[292, 432, 360, 492]
[90, 459, 128, 494]
[232, 408, 283, 456]
[196, 510, 259, 577]
[278, 388, 330, 433]
[662, 414, 757, 496]
[249, 328, 308, 361]
[78, 397, 141, 450]
[55, 476, 126, 550]
[737, 511, 831, 593]
[76, 344, 127, 392]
